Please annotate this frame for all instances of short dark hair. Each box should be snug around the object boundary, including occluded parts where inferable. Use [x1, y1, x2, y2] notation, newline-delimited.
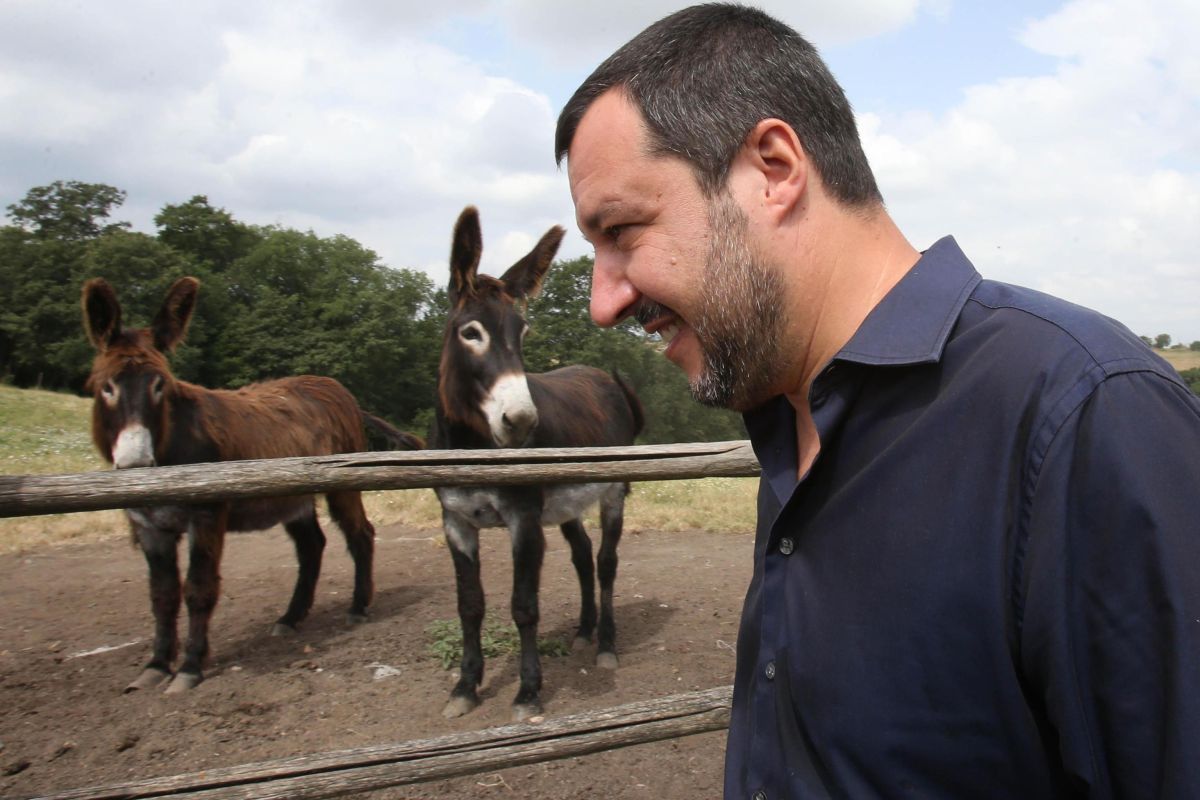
[555, 3, 882, 207]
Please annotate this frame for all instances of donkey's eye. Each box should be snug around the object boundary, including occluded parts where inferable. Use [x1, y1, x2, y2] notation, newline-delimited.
[100, 380, 119, 408]
[458, 321, 489, 351]
[150, 375, 165, 399]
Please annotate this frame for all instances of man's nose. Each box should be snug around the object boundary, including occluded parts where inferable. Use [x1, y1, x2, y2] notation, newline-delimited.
[590, 258, 638, 328]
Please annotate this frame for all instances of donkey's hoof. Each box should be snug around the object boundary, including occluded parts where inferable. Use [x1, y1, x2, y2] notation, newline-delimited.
[270, 622, 298, 637]
[346, 611, 369, 626]
[571, 635, 591, 652]
[442, 695, 479, 719]
[164, 671, 202, 694]
[512, 701, 544, 722]
[596, 651, 619, 670]
[125, 667, 172, 693]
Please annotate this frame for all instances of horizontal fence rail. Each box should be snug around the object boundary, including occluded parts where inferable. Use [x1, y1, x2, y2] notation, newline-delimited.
[0, 441, 760, 519]
[32, 685, 734, 800]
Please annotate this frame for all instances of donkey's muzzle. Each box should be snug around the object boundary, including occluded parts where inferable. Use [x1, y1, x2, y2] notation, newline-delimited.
[497, 409, 538, 448]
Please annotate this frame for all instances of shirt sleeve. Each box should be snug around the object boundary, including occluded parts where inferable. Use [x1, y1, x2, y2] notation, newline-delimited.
[1018, 369, 1200, 798]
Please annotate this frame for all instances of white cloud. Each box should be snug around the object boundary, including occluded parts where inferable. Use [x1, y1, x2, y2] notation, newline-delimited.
[863, 0, 1200, 341]
[501, 0, 937, 65]
[0, 0, 577, 284]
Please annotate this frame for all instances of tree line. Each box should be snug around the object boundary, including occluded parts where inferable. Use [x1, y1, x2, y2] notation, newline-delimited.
[0, 181, 745, 444]
[1140, 334, 1200, 352]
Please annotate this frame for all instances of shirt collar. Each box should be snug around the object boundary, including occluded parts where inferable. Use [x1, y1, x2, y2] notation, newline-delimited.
[742, 236, 981, 500]
[835, 235, 981, 367]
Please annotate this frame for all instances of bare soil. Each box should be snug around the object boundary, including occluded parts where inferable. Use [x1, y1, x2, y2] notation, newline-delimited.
[0, 520, 752, 799]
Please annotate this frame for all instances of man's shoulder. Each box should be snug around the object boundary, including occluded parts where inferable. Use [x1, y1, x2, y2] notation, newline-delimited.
[957, 279, 1178, 385]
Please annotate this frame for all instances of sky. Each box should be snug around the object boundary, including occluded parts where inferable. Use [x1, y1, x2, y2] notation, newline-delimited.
[2, 0, 1197, 343]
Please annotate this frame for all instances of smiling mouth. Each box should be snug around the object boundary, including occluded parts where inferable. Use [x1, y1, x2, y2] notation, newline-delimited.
[633, 301, 682, 344]
[653, 319, 681, 344]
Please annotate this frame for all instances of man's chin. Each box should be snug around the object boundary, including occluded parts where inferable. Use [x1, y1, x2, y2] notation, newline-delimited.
[689, 368, 772, 413]
[689, 374, 737, 410]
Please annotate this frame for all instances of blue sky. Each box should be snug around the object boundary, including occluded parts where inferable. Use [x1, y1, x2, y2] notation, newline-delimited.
[1, 0, 1197, 343]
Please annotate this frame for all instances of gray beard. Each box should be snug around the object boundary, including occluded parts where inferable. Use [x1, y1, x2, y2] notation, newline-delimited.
[689, 193, 788, 411]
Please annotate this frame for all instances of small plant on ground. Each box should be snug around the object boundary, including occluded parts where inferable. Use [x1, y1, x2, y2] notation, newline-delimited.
[426, 618, 571, 670]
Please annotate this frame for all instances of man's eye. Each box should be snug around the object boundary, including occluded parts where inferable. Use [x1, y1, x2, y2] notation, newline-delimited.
[604, 224, 627, 241]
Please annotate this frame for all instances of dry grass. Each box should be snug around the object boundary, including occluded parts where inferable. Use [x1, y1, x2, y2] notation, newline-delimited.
[350, 477, 759, 535]
[2, 384, 757, 555]
[1159, 349, 1200, 371]
[622, 476, 757, 533]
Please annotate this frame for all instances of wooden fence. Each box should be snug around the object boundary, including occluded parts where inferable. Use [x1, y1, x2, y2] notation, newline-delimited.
[0, 440, 759, 518]
[4, 441, 760, 799]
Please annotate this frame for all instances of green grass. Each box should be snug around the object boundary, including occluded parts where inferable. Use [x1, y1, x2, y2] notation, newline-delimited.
[0, 384, 101, 475]
[426, 618, 571, 670]
[0, 385, 128, 553]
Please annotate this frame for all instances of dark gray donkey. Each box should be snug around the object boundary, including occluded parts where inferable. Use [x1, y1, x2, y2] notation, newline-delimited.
[430, 206, 644, 721]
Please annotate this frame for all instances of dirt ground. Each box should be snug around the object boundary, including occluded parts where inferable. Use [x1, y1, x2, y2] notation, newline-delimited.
[0, 519, 753, 799]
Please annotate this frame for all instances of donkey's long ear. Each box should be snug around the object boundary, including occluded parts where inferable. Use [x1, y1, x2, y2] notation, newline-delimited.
[151, 277, 199, 352]
[448, 206, 483, 305]
[500, 224, 565, 300]
[82, 278, 123, 352]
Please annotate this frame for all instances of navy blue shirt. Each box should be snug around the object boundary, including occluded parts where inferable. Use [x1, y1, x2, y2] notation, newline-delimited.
[724, 238, 1200, 799]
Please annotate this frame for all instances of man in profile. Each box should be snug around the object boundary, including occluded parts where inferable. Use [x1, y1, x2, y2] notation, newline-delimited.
[556, 4, 1200, 798]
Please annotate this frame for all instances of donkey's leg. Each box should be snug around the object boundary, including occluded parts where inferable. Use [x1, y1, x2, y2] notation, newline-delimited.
[509, 508, 547, 721]
[127, 523, 181, 692]
[443, 513, 485, 719]
[167, 507, 227, 693]
[596, 483, 627, 670]
[559, 519, 597, 651]
[274, 511, 327, 635]
[326, 490, 375, 624]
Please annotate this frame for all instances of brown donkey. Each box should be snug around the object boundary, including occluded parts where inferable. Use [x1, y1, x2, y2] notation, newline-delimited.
[82, 276, 423, 694]
[432, 207, 644, 721]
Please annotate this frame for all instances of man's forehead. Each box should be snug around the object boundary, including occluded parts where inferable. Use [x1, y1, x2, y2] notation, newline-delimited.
[568, 91, 646, 173]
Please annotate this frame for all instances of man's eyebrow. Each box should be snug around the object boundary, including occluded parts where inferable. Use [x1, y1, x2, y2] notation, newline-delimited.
[580, 200, 645, 237]
[579, 202, 620, 237]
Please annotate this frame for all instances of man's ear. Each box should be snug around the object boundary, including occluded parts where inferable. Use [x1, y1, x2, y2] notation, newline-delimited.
[736, 118, 808, 220]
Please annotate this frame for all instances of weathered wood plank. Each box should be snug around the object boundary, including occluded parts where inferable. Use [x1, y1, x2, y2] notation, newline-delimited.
[0, 441, 760, 518]
[32, 685, 734, 800]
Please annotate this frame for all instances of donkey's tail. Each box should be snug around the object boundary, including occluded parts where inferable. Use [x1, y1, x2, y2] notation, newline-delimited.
[362, 411, 425, 450]
[611, 371, 645, 437]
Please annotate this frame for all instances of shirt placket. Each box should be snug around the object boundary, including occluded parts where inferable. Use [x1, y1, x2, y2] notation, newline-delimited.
[755, 365, 846, 800]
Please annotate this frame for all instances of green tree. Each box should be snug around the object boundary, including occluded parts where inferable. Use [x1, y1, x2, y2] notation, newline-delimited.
[1154, 333, 1172, 349]
[1179, 368, 1200, 397]
[209, 227, 440, 427]
[0, 216, 197, 390]
[154, 195, 260, 273]
[6, 180, 129, 241]
[81, 230, 206, 383]
[0, 227, 83, 386]
[0, 181, 143, 388]
[1190, 341, 1200, 352]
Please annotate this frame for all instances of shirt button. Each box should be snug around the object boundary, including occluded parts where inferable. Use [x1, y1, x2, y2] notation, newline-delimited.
[778, 537, 794, 555]
[753, 792, 767, 800]
[765, 661, 776, 680]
